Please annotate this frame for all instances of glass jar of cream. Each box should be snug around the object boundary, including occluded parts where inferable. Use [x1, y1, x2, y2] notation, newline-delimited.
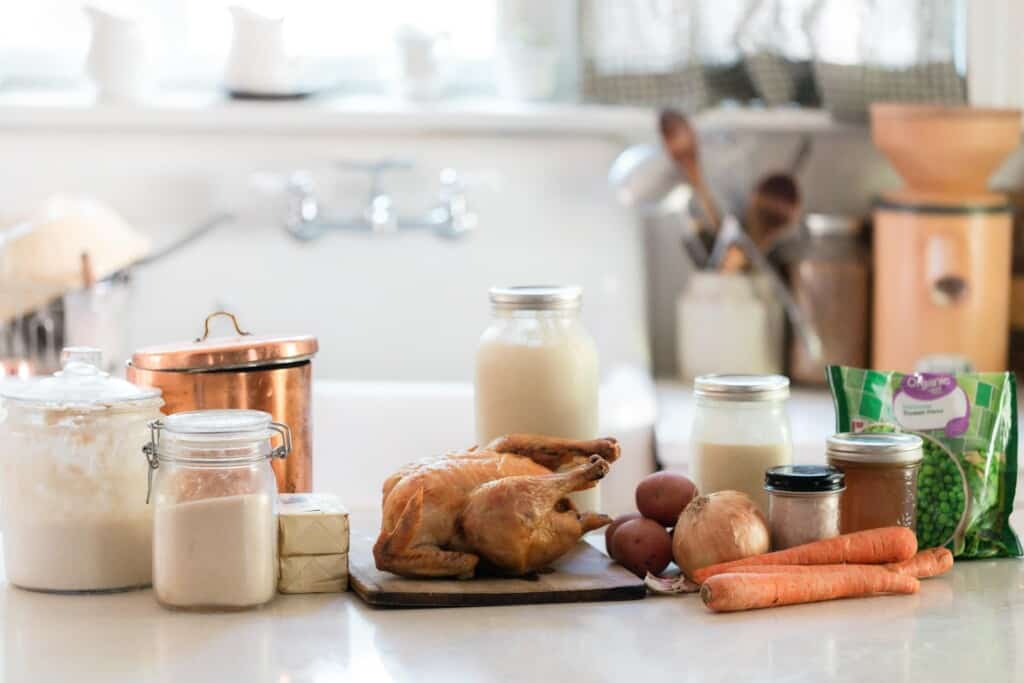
[474, 285, 600, 509]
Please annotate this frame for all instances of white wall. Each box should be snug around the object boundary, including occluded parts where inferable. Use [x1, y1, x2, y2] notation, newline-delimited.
[0, 115, 650, 381]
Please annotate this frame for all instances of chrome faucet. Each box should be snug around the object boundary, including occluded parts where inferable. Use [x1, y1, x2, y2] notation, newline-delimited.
[282, 160, 477, 242]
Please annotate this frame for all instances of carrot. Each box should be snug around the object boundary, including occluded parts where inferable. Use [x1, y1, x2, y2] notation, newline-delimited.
[700, 566, 919, 612]
[690, 527, 917, 583]
[697, 552, 953, 582]
[884, 548, 954, 578]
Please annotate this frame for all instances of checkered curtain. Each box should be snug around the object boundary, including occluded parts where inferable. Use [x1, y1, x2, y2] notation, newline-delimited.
[578, 0, 966, 120]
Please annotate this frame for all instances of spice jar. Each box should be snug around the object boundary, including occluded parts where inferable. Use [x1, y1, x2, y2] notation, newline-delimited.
[145, 409, 290, 611]
[128, 312, 317, 494]
[826, 432, 923, 534]
[0, 347, 163, 592]
[764, 465, 845, 550]
[788, 214, 870, 385]
[475, 285, 600, 509]
[691, 374, 793, 514]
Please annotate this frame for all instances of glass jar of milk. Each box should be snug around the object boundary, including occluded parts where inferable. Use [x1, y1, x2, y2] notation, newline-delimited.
[475, 286, 600, 509]
[145, 409, 290, 611]
[691, 374, 792, 514]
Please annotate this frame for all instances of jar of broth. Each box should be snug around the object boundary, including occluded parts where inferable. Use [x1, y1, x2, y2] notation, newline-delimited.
[826, 432, 923, 533]
[475, 286, 600, 509]
[691, 374, 793, 514]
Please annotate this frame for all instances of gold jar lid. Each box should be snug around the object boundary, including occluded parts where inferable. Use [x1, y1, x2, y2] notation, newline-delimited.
[826, 432, 923, 465]
[130, 312, 318, 372]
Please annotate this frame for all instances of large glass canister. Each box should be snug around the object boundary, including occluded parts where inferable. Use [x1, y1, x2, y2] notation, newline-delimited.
[146, 409, 288, 611]
[0, 347, 163, 592]
[475, 285, 600, 509]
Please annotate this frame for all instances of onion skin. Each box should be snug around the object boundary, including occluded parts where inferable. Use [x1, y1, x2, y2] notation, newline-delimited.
[672, 490, 770, 579]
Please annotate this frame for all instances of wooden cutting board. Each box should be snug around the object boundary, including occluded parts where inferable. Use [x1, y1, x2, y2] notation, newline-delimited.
[348, 530, 646, 608]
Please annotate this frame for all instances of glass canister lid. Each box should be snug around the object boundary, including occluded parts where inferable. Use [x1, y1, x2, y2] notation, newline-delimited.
[151, 409, 291, 456]
[826, 432, 924, 464]
[0, 347, 161, 408]
[163, 409, 273, 436]
[147, 409, 291, 468]
[129, 311, 318, 372]
[488, 285, 583, 310]
[694, 374, 790, 401]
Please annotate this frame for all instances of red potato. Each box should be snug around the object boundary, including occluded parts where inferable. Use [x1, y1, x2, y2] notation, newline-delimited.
[605, 512, 642, 559]
[610, 517, 673, 578]
[636, 471, 698, 526]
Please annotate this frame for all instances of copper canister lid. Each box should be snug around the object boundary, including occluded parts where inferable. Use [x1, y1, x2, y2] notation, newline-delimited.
[130, 312, 318, 372]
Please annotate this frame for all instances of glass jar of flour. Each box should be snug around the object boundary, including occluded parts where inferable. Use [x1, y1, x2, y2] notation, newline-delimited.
[145, 409, 289, 611]
[475, 286, 600, 509]
[0, 347, 163, 593]
[691, 374, 793, 514]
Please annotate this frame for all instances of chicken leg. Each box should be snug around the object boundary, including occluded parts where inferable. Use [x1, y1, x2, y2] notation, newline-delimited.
[460, 455, 612, 575]
[483, 434, 620, 472]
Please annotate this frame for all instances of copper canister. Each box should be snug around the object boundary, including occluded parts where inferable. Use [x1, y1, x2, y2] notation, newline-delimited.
[127, 312, 318, 493]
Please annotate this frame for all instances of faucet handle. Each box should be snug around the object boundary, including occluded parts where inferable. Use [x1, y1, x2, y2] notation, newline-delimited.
[434, 168, 477, 239]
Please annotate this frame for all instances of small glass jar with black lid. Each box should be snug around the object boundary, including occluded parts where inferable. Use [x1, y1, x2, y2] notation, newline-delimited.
[764, 465, 845, 550]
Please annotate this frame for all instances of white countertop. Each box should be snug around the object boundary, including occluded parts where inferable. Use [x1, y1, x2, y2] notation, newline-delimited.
[2, 383, 1022, 682]
[1, 527, 1020, 683]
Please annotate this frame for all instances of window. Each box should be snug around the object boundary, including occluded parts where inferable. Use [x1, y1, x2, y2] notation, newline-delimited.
[0, 1, 498, 90]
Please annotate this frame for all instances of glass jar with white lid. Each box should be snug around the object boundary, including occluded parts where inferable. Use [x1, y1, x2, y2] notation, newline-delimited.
[691, 374, 793, 514]
[475, 285, 600, 509]
[145, 409, 290, 611]
[0, 347, 163, 592]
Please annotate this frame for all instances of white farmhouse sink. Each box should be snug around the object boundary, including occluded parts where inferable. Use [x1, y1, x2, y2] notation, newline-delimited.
[312, 366, 657, 516]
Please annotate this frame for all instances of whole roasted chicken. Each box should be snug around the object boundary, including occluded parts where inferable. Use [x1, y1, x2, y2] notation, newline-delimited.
[374, 434, 619, 578]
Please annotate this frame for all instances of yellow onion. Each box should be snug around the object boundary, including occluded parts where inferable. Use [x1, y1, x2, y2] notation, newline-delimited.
[672, 490, 769, 578]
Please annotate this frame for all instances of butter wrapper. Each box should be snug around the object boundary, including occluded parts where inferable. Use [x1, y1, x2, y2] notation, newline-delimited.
[278, 493, 349, 556]
[279, 553, 348, 594]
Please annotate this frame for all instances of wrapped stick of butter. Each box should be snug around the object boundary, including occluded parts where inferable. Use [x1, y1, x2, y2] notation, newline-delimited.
[279, 554, 348, 594]
[278, 493, 349, 557]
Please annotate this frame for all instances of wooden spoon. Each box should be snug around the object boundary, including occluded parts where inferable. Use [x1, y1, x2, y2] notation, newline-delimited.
[748, 173, 801, 251]
[719, 174, 800, 273]
[659, 109, 721, 230]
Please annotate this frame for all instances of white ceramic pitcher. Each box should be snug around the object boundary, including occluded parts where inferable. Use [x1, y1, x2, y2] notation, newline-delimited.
[84, 4, 152, 103]
[225, 6, 294, 94]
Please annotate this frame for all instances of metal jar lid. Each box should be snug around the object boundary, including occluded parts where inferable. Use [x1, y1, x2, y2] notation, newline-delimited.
[130, 312, 318, 372]
[805, 214, 862, 238]
[488, 285, 582, 311]
[826, 432, 924, 465]
[694, 374, 790, 402]
[764, 465, 845, 494]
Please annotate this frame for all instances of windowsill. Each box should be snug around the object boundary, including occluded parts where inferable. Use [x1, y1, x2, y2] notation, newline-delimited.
[0, 87, 863, 138]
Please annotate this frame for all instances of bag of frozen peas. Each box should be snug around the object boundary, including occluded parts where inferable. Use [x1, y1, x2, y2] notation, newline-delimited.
[828, 366, 1020, 558]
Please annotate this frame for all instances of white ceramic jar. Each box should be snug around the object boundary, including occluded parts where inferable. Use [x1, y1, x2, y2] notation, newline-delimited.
[475, 286, 600, 508]
[690, 374, 793, 514]
[0, 347, 163, 592]
[678, 272, 784, 379]
[147, 409, 288, 611]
